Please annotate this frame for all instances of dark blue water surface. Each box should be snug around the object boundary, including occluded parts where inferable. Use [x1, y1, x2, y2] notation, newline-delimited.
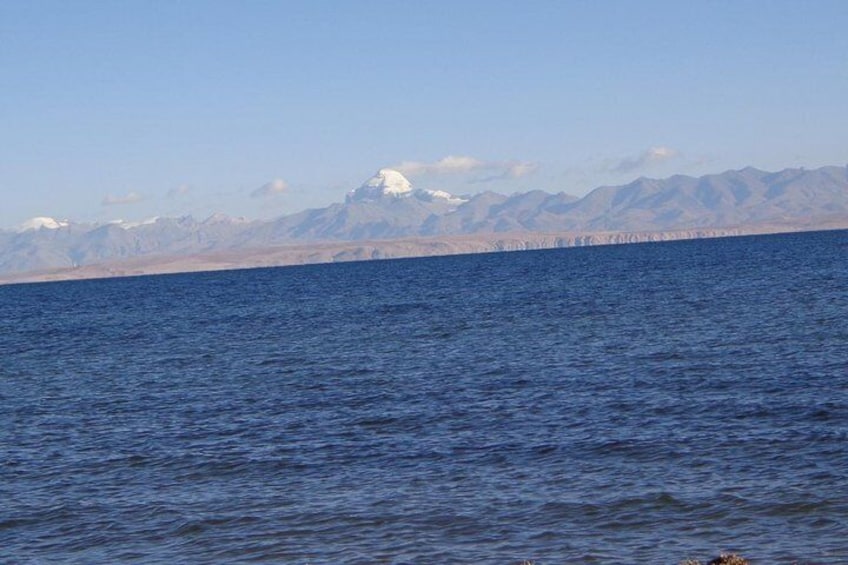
[2, 230, 847, 564]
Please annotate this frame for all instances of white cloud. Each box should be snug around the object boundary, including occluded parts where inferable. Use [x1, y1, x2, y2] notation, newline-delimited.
[251, 178, 289, 198]
[609, 146, 679, 174]
[393, 155, 485, 176]
[472, 160, 540, 183]
[167, 184, 191, 198]
[392, 155, 538, 183]
[505, 161, 538, 178]
[102, 192, 142, 206]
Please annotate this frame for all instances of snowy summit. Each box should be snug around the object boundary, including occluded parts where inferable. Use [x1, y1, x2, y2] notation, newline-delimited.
[346, 168, 466, 205]
[17, 217, 69, 232]
[347, 168, 414, 202]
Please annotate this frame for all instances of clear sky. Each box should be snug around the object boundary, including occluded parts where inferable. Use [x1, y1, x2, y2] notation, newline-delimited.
[1, 0, 846, 229]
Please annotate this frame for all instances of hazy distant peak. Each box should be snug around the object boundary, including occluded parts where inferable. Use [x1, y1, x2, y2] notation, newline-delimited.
[737, 165, 767, 175]
[203, 213, 250, 225]
[347, 168, 414, 202]
[18, 216, 69, 232]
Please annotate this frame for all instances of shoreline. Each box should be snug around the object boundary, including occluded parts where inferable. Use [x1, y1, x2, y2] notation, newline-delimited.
[1, 220, 846, 286]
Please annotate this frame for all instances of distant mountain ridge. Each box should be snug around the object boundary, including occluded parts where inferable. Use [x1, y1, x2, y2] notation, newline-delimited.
[2, 165, 847, 278]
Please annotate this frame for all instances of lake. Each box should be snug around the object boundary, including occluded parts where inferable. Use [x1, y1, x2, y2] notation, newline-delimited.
[1, 230, 847, 563]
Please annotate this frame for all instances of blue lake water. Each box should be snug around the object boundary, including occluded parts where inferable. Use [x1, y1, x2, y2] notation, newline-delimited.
[1, 230, 847, 564]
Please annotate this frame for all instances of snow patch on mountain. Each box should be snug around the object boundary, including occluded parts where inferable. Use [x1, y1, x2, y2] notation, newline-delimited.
[109, 217, 160, 230]
[416, 188, 468, 205]
[18, 217, 70, 232]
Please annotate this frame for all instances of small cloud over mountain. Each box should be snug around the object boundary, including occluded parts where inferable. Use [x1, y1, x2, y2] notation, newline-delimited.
[393, 155, 484, 176]
[471, 161, 539, 183]
[392, 155, 537, 183]
[505, 161, 538, 178]
[608, 146, 679, 174]
[251, 179, 289, 198]
[102, 192, 142, 206]
[167, 184, 192, 198]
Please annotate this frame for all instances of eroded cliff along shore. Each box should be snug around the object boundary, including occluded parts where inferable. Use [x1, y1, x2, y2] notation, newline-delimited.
[2, 221, 847, 285]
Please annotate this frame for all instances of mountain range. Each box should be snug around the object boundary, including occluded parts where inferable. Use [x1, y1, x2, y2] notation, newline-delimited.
[2, 164, 847, 283]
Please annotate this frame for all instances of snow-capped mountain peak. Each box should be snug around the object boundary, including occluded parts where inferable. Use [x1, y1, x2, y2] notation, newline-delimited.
[347, 168, 414, 202]
[17, 217, 69, 232]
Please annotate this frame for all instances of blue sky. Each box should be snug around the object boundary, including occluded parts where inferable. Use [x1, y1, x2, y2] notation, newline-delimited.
[1, 0, 846, 228]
